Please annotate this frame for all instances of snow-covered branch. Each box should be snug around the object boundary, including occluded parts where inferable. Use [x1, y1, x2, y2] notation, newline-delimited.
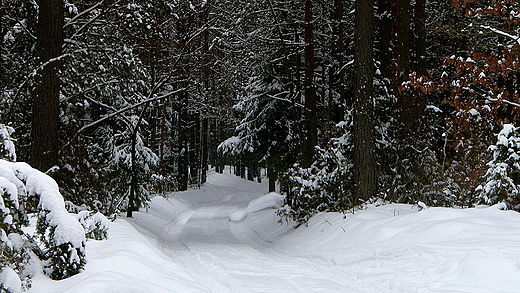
[486, 97, 520, 108]
[3, 52, 75, 124]
[64, 0, 105, 29]
[78, 88, 186, 134]
[481, 25, 520, 45]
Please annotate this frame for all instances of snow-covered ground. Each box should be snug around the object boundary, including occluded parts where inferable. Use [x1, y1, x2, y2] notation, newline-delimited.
[28, 168, 520, 292]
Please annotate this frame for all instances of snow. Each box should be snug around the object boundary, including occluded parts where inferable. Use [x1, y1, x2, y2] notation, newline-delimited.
[497, 124, 515, 146]
[0, 177, 18, 213]
[0, 267, 21, 293]
[0, 160, 85, 247]
[27, 168, 520, 292]
[0, 124, 16, 162]
[426, 105, 443, 113]
[468, 108, 480, 116]
[229, 192, 284, 222]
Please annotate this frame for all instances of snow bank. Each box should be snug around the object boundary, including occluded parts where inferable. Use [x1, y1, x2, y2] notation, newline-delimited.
[28, 220, 209, 293]
[25, 169, 520, 292]
[0, 267, 21, 293]
[276, 203, 520, 292]
[229, 192, 284, 222]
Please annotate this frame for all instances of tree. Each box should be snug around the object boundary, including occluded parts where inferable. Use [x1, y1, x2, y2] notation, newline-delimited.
[354, 0, 377, 201]
[0, 125, 109, 290]
[30, 0, 64, 172]
[301, 0, 317, 168]
[477, 124, 520, 208]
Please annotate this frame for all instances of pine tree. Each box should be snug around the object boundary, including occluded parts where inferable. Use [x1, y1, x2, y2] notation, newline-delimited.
[477, 124, 520, 208]
[30, 0, 64, 172]
[354, 0, 377, 201]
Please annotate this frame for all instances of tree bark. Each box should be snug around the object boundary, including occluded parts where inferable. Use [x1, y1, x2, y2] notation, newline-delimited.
[177, 108, 189, 191]
[301, 0, 317, 168]
[201, 116, 209, 183]
[376, 0, 392, 77]
[126, 128, 138, 218]
[189, 112, 200, 186]
[332, 0, 345, 120]
[396, 0, 411, 77]
[268, 166, 277, 193]
[414, 0, 427, 76]
[354, 0, 377, 201]
[31, 0, 64, 171]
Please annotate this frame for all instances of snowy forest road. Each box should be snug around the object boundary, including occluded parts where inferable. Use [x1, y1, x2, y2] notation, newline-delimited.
[127, 169, 360, 292]
[27, 168, 520, 293]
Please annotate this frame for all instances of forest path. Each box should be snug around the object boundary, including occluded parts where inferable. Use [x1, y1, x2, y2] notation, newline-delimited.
[28, 168, 520, 293]
[127, 168, 361, 292]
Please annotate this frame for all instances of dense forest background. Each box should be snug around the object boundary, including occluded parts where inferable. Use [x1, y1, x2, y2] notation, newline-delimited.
[2, 0, 520, 224]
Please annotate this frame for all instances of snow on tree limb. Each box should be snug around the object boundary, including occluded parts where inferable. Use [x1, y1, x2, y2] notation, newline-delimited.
[77, 88, 186, 134]
[0, 159, 86, 280]
[0, 160, 85, 247]
[481, 25, 520, 45]
[0, 125, 16, 162]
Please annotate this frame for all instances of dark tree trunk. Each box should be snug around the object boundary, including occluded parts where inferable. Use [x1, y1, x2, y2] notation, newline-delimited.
[268, 166, 277, 193]
[31, 0, 64, 171]
[354, 0, 377, 201]
[332, 0, 345, 120]
[200, 4, 210, 183]
[0, 1, 4, 93]
[376, 0, 393, 77]
[126, 129, 138, 218]
[189, 112, 200, 186]
[414, 0, 427, 76]
[301, 0, 317, 168]
[177, 108, 189, 191]
[201, 117, 209, 183]
[396, 0, 411, 77]
[247, 165, 254, 182]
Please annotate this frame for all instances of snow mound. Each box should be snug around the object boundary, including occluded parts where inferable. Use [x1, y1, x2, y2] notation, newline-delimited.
[28, 220, 209, 293]
[277, 203, 520, 291]
[0, 267, 21, 293]
[230, 192, 284, 222]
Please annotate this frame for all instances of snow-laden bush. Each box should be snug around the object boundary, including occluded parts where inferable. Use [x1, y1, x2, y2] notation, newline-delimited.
[279, 122, 354, 224]
[476, 124, 520, 208]
[0, 267, 21, 293]
[76, 211, 109, 240]
[0, 124, 94, 291]
[0, 125, 16, 162]
[1, 160, 86, 280]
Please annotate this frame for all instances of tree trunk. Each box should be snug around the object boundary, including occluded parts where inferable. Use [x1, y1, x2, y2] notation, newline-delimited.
[376, 0, 392, 77]
[31, 0, 64, 171]
[177, 108, 189, 191]
[247, 165, 254, 182]
[414, 0, 427, 76]
[301, 0, 317, 168]
[396, 0, 411, 77]
[201, 116, 209, 183]
[126, 129, 138, 218]
[189, 112, 200, 186]
[354, 0, 377, 201]
[332, 0, 345, 120]
[268, 166, 277, 193]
